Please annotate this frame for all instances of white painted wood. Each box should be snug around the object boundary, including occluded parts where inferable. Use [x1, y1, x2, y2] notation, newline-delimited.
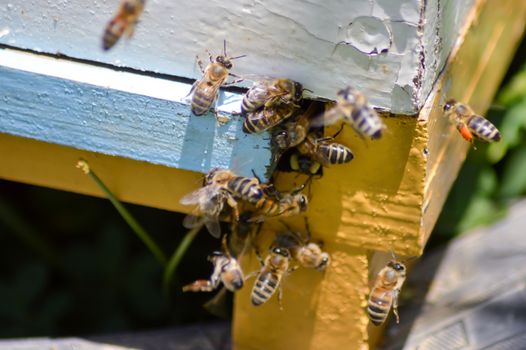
[0, 0, 476, 114]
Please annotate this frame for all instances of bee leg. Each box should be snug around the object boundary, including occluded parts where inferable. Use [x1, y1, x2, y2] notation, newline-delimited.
[184, 81, 197, 99]
[196, 55, 206, 74]
[304, 217, 312, 242]
[392, 289, 401, 324]
[254, 246, 265, 266]
[223, 78, 244, 87]
[206, 49, 214, 63]
[182, 280, 214, 292]
[277, 285, 284, 311]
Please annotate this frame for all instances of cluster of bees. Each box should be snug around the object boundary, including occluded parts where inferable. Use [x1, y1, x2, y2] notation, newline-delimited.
[102, 0, 502, 326]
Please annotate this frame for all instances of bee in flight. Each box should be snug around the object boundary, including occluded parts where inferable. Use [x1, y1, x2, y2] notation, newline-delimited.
[274, 218, 330, 271]
[313, 86, 385, 140]
[243, 103, 297, 134]
[189, 40, 246, 118]
[251, 245, 294, 308]
[182, 235, 244, 293]
[367, 260, 407, 326]
[102, 0, 145, 51]
[443, 99, 501, 144]
[241, 78, 304, 115]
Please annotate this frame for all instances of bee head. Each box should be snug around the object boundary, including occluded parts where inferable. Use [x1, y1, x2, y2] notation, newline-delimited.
[215, 55, 232, 69]
[297, 194, 309, 211]
[387, 260, 406, 272]
[337, 86, 357, 101]
[272, 247, 290, 258]
[444, 99, 457, 112]
[207, 251, 224, 262]
[316, 252, 331, 271]
[273, 130, 290, 149]
[293, 82, 304, 101]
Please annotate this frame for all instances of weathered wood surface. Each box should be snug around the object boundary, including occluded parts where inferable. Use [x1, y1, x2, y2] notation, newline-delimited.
[0, 0, 475, 113]
[0, 48, 271, 178]
[232, 0, 526, 348]
[378, 200, 526, 350]
[0, 323, 230, 350]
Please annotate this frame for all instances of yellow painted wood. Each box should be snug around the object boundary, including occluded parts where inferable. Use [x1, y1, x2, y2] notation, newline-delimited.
[234, 0, 526, 349]
[0, 133, 201, 214]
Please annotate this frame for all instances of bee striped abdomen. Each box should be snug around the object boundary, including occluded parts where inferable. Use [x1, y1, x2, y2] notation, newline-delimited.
[251, 273, 279, 306]
[319, 143, 354, 165]
[254, 196, 280, 216]
[467, 116, 501, 142]
[227, 177, 263, 203]
[351, 108, 383, 139]
[191, 89, 214, 116]
[241, 97, 261, 115]
[367, 291, 391, 326]
[103, 20, 125, 50]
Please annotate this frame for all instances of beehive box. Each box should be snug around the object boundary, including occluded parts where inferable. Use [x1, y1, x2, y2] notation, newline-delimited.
[1, 0, 525, 348]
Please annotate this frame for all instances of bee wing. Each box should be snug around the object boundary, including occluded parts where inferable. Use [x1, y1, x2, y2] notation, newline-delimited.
[205, 219, 222, 239]
[310, 107, 342, 128]
[183, 212, 204, 229]
[203, 287, 230, 318]
[180, 187, 209, 205]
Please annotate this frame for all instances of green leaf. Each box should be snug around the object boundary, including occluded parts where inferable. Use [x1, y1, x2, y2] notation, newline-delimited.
[456, 196, 505, 233]
[487, 98, 526, 163]
[498, 65, 526, 106]
[499, 144, 526, 198]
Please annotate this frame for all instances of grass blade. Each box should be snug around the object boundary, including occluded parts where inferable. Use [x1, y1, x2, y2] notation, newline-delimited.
[76, 159, 167, 266]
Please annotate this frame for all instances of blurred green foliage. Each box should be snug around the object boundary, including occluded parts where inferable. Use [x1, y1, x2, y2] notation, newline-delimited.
[0, 181, 225, 338]
[433, 41, 526, 242]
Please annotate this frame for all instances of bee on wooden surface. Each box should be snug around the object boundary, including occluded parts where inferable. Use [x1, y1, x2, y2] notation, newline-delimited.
[296, 132, 354, 167]
[443, 99, 501, 144]
[251, 245, 294, 307]
[250, 185, 308, 222]
[190, 40, 246, 117]
[243, 103, 297, 134]
[313, 86, 385, 140]
[273, 105, 316, 150]
[275, 218, 330, 271]
[241, 78, 304, 115]
[182, 235, 244, 292]
[367, 260, 407, 326]
[102, 0, 145, 51]
[205, 168, 265, 207]
[180, 182, 238, 239]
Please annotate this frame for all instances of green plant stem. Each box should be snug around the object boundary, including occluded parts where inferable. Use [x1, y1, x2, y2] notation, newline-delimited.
[77, 160, 167, 266]
[163, 223, 202, 295]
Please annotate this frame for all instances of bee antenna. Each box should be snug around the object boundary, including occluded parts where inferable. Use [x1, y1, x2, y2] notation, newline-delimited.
[223, 39, 227, 56]
[221, 234, 232, 258]
[302, 88, 314, 94]
[230, 54, 247, 60]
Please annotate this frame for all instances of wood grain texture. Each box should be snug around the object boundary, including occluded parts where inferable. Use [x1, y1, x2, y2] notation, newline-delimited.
[0, 0, 474, 113]
[0, 50, 271, 178]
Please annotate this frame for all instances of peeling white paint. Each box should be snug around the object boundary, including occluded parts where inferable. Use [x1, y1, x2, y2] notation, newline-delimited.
[0, 0, 476, 114]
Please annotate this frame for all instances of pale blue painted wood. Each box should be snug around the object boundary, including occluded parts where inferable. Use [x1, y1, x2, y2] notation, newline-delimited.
[0, 66, 272, 178]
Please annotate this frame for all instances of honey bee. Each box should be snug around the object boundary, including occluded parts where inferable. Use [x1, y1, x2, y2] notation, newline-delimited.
[102, 0, 145, 51]
[273, 109, 313, 150]
[296, 132, 354, 167]
[205, 168, 265, 206]
[250, 185, 308, 222]
[180, 182, 238, 239]
[243, 103, 297, 134]
[183, 235, 244, 292]
[241, 79, 304, 114]
[367, 260, 407, 326]
[275, 218, 330, 271]
[313, 86, 385, 139]
[443, 99, 501, 143]
[251, 245, 293, 307]
[189, 40, 246, 117]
